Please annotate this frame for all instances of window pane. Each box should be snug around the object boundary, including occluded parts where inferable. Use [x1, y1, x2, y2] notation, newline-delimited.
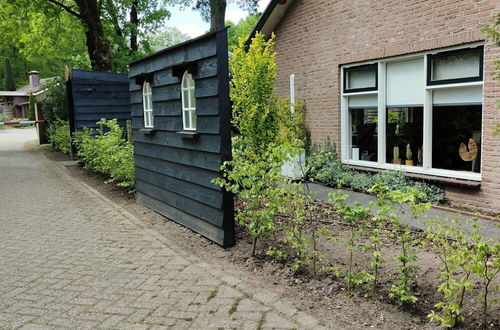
[190, 110, 197, 129]
[183, 89, 190, 108]
[183, 110, 190, 129]
[148, 96, 153, 110]
[431, 51, 481, 81]
[149, 112, 154, 127]
[386, 107, 423, 166]
[349, 107, 378, 162]
[432, 105, 481, 173]
[346, 66, 376, 91]
[189, 90, 196, 108]
[386, 58, 424, 107]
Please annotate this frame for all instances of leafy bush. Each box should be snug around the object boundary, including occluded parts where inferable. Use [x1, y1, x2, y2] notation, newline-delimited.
[49, 118, 71, 154]
[40, 76, 67, 124]
[74, 119, 134, 188]
[307, 143, 446, 204]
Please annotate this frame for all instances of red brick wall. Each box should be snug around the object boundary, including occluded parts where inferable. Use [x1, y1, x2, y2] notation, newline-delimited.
[272, 0, 500, 213]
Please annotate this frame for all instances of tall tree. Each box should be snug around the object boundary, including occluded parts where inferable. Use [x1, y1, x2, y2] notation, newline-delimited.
[193, 0, 258, 31]
[45, 0, 113, 71]
[3, 58, 15, 91]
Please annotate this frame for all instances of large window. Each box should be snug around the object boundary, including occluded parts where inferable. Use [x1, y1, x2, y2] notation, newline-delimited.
[181, 71, 196, 131]
[142, 82, 153, 128]
[341, 45, 483, 180]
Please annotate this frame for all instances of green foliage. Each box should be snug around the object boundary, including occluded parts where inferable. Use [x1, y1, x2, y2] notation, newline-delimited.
[215, 31, 307, 258]
[370, 184, 431, 305]
[145, 26, 190, 51]
[28, 93, 36, 121]
[329, 190, 372, 291]
[3, 57, 15, 90]
[49, 118, 71, 154]
[229, 32, 279, 149]
[307, 143, 446, 203]
[425, 217, 475, 328]
[74, 119, 134, 188]
[41, 77, 68, 124]
[227, 14, 260, 51]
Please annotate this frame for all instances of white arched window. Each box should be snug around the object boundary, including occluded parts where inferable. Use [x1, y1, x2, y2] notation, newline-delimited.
[181, 71, 196, 130]
[142, 82, 153, 128]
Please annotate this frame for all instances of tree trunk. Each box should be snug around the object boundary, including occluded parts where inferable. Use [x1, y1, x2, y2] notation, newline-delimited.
[210, 0, 226, 31]
[130, 1, 139, 52]
[74, 0, 113, 71]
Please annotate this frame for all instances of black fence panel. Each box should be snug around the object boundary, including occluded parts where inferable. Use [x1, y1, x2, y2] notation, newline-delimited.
[129, 28, 234, 247]
[67, 69, 130, 133]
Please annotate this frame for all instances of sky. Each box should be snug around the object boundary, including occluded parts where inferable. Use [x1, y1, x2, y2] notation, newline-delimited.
[165, 1, 271, 38]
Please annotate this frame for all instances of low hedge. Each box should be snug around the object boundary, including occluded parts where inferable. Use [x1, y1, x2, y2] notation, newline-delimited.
[307, 141, 446, 204]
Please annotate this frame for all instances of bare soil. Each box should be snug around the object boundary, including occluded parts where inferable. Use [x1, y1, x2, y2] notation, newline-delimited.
[39, 147, 500, 330]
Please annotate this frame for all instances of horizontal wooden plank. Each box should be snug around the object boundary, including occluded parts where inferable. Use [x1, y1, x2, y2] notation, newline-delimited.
[134, 154, 220, 190]
[74, 112, 131, 121]
[153, 68, 179, 86]
[195, 76, 218, 98]
[72, 90, 129, 101]
[134, 141, 222, 171]
[75, 105, 130, 114]
[73, 96, 129, 107]
[72, 70, 128, 83]
[131, 115, 219, 134]
[135, 167, 222, 208]
[131, 96, 219, 117]
[129, 38, 217, 77]
[137, 193, 227, 245]
[135, 180, 223, 227]
[152, 85, 181, 102]
[72, 82, 129, 92]
[196, 57, 218, 79]
[132, 129, 221, 153]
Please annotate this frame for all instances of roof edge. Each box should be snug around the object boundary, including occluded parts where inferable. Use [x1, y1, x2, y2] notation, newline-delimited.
[247, 0, 295, 44]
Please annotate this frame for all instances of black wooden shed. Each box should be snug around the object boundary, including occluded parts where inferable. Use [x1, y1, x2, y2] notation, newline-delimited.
[66, 69, 130, 134]
[128, 28, 234, 247]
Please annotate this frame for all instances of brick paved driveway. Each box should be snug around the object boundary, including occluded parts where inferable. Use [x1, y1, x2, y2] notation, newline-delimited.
[0, 129, 325, 329]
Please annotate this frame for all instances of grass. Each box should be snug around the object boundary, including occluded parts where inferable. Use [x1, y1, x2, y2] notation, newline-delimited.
[207, 288, 218, 302]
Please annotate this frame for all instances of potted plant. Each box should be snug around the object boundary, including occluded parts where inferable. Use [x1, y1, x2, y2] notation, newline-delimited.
[393, 146, 401, 164]
[405, 143, 413, 166]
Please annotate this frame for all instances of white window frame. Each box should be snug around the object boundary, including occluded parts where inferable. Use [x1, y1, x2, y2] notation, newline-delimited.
[142, 82, 153, 128]
[340, 42, 484, 181]
[181, 71, 196, 131]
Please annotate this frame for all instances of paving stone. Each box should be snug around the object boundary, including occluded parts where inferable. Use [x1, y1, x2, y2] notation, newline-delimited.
[0, 129, 326, 329]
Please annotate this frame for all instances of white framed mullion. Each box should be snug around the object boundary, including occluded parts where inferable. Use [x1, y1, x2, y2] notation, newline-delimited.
[423, 55, 432, 170]
[377, 62, 386, 164]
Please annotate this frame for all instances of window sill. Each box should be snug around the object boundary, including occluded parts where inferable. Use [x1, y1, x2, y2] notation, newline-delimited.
[176, 131, 198, 139]
[139, 128, 156, 135]
[346, 164, 481, 188]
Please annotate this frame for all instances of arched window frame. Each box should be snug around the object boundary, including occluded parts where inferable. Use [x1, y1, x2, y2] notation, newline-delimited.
[181, 71, 196, 131]
[142, 81, 153, 128]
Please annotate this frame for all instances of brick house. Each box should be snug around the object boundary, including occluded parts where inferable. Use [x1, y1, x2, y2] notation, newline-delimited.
[0, 71, 55, 119]
[251, 0, 500, 214]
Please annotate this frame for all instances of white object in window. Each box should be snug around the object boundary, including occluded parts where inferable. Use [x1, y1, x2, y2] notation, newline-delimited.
[142, 82, 153, 128]
[433, 85, 483, 106]
[348, 94, 378, 109]
[181, 71, 196, 131]
[386, 57, 425, 107]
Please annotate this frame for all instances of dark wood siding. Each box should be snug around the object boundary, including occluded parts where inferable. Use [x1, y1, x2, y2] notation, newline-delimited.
[67, 70, 130, 132]
[129, 28, 234, 247]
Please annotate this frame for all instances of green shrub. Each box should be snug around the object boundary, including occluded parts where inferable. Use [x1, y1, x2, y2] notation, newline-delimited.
[74, 119, 134, 188]
[48, 118, 71, 154]
[41, 77, 67, 123]
[307, 143, 446, 204]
